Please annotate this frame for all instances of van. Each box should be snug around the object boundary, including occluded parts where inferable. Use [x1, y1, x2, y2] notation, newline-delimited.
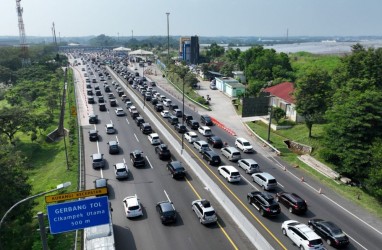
[221, 147, 241, 161]
[218, 165, 241, 183]
[201, 150, 221, 166]
[251, 172, 278, 190]
[172, 109, 183, 118]
[163, 98, 172, 107]
[167, 115, 179, 125]
[198, 126, 213, 137]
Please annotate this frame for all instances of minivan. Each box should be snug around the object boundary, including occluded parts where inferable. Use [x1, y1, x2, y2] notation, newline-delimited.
[172, 109, 183, 118]
[201, 150, 221, 166]
[221, 147, 241, 161]
[218, 165, 241, 183]
[252, 172, 278, 190]
[167, 115, 179, 125]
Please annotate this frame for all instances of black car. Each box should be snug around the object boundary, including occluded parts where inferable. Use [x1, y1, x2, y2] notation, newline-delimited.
[167, 161, 186, 179]
[247, 191, 281, 217]
[201, 150, 221, 166]
[135, 116, 145, 126]
[156, 201, 177, 224]
[183, 114, 193, 122]
[155, 144, 171, 160]
[276, 192, 307, 214]
[108, 141, 120, 154]
[110, 99, 117, 107]
[167, 115, 179, 125]
[131, 110, 140, 120]
[200, 115, 213, 126]
[88, 130, 99, 141]
[130, 150, 145, 167]
[87, 96, 95, 104]
[98, 96, 105, 103]
[88, 114, 98, 124]
[186, 119, 200, 130]
[155, 103, 164, 112]
[151, 98, 158, 105]
[99, 103, 107, 111]
[140, 123, 153, 134]
[308, 219, 349, 248]
[169, 104, 179, 111]
[207, 136, 224, 148]
[174, 123, 187, 134]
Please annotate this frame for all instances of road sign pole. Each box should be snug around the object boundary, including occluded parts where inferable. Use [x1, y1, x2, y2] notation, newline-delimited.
[37, 212, 49, 250]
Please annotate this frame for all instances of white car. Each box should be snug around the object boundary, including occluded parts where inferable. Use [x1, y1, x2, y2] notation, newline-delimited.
[198, 126, 213, 137]
[235, 137, 254, 153]
[105, 123, 116, 134]
[114, 162, 129, 180]
[193, 140, 210, 153]
[191, 199, 217, 225]
[148, 133, 161, 145]
[115, 108, 125, 116]
[163, 98, 172, 107]
[129, 105, 137, 113]
[281, 220, 324, 250]
[185, 132, 199, 143]
[125, 101, 133, 108]
[122, 195, 143, 218]
[161, 110, 170, 118]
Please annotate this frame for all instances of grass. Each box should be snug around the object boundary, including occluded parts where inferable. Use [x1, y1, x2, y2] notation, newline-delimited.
[289, 52, 342, 75]
[247, 121, 382, 218]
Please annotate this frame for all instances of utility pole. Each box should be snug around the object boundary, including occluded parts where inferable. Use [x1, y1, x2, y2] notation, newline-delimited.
[166, 12, 170, 62]
[15, 0, 30, 66]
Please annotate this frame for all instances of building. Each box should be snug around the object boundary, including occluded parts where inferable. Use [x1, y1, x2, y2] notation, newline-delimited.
[232, 71, 246, 84]
[179, 36, 199, 64]
[263, 82, 303, 122]
[215, 77, 246, 98]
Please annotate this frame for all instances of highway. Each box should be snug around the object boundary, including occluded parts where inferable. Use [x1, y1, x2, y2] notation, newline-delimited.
[73, 53, 382, 250]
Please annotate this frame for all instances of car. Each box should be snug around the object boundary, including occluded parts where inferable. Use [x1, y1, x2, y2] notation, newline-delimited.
[140, 123, 152, 134]
[88, 113, 98, 124]
[252, 172, 278, 191]
[191, 199, 217, 225]
[210, 83, 217, 90]
[247, 191, 281, 217]
[151, 98, 158, 105]
[207, 136, 223, 148]
[155, 103, 164, 112]
[148, 133, 161, 145]
[130, 150, 145, 167]
[167, 161, 186, 179]
[169, 103, 179, 111]
[115, 107, 125, 116]
[87, 96, 95, 104]
[186, 119, 200, 130]
[156, 201, 177, 224]
[110, 99, 117, 107]
[118, 90, 125, 97]
[193, 140, 211, 153]
[172, 109, 183, 118]
[114, 162, 129, 180]
[276, 192, 307, 214]
[201, 150, 221, 166]
[95, 90, 102, 96]
[123, 195, 143, 218]
[159, 95, 166, 102]
[183, 114, 194, 122]
[130, 110, 140, 120]
[98, 96, 105, 103]
[217, 165, 241, 183]
[121, 95, 129, 102]
[88, 130, 98, 141]
[125, 101, 133, 108]
[221, 146, 241, 161]
[107, 93, 115, 99]
[174, 123, 187, 133]
[281, 220, 324, 250]
[238, 159, 260, 174]
[87, 89, 93, 96]
[94, 178, 108, 196]
[105, 123, 116, 134]
[163, 98, 172, 107]
[128, 105, 137, 113]
[135, 116, 145, 126]
[155, 144, 171, 160]
[235, 137, 254, 153]
[107, 140, 120, 154]
[198, 126, 213, 137]
[308, 219, 349, 248]
[161, 110, 170, 118]
[99, 103, 107, 111]
[91, 153, 105, 169]
[200, 115, 213, 126]
[144, 93, 151, 101]
[185, 132, 199, 143]
[167, 115, 179, 125]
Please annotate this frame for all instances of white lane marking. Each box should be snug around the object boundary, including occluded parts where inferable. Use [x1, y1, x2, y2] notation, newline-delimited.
[241, 175, 259, 190]
[134, 133, 139, 142]
[115, 135, 119, 144]
[125, 118, 129, 124]
[110, 120, 113, 124]
[123, 158, 126, 164]
[146, 156, 153, 169]
[100, 168, 104, 178]
[164, 190, 171, 202]
[345, 232, 367, 250]
[277, 182, 284, 188]
[96, 140, 100, 154]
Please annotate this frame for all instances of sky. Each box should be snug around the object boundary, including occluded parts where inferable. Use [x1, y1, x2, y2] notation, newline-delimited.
[1, 0, 382, 38]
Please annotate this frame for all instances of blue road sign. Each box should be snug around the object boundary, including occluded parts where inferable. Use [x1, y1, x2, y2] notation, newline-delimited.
[47, 196, 110, 234]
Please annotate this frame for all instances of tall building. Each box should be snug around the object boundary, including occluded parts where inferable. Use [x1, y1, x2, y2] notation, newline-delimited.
[179, 35, 199, 64]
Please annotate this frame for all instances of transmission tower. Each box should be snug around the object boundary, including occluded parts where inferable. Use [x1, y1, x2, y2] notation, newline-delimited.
[16, 0, 30, 66]
[52, 22, 58, 49]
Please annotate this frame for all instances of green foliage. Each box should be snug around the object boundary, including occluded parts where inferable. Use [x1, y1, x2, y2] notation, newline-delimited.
[295, 67, 332, 137]
[272, 107, 286, 124]
[0, 106, 33, 142]
[89, 34, 117, 46]
[205, 43, 225, 58]
[290, 52, 342, 76]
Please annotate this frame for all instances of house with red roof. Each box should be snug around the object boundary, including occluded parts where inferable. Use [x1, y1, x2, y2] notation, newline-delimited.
[263, 82, 303, 122]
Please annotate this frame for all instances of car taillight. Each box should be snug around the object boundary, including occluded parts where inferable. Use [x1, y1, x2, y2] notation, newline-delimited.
[266, 208, 270, 212]
[335, 239, 339, 244]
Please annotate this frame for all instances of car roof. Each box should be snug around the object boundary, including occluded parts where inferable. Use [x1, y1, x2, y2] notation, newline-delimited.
[115, 163, 126, 169]
[106, 123, 114, 127]
[150, 133, 159, 137]
[89, 129, 97, 133]
[95, 178, 107, 187]
[92, 153, 102, 159]
[255, 172, 275, 179]
[240, 158, 258, 164]
[124, 196, 139, 207]
[158, 201, 174, 212]
[169, 161, 183, 168]
[187, 131, 197, 136]
[108, 140, 118, 145]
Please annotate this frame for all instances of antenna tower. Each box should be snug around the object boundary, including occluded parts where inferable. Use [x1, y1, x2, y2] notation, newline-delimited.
[52, 22, 58, 48]
[16, 0, 30, 66]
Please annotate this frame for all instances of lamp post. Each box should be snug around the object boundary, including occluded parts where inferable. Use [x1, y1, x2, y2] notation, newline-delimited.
[0, 182, 71, 248]
[267, 96, 274, 142]
[166, 12, 170, 62]
[177, 68, 187, 154]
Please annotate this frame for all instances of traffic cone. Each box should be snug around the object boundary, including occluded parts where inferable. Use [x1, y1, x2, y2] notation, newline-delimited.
[301, 176, 304, 182]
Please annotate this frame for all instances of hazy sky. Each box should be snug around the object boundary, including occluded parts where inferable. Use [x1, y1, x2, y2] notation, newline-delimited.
[1, 0, 381, 37]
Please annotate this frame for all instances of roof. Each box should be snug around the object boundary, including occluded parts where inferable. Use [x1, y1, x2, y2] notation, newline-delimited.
[263, 82, 295, 104]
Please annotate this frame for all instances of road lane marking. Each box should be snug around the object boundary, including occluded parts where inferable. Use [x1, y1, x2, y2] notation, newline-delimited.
[241, 176, 259, 190]
[125, 118, 129, 124]
[344, 232, 367, 250]
[146, 156, 153, 169]
[115, 135, 119, 144]
[134, 133, 139, 142]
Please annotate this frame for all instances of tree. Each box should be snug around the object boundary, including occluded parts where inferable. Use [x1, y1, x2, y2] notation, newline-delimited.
[0, 106, 32, 143]
[206, 43, 225, 58]
[294, 67, 331, 137]
[273, 107, 286, 124]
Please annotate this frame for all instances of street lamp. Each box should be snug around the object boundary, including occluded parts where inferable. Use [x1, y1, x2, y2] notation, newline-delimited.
[267, 95, 274, 142]
[0, 182, 71, 231]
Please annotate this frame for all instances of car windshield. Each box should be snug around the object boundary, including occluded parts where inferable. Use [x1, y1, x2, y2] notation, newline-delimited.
[243, 142, 251, 146]
[205, 211, 215, 217]
[116, 168, 126, 173]
[129, 205, 140, 211]
[93, 158, 102, 162]
[163, 211, 175, 217]
[231, 172, 240, 176]
[331, 229, 345, 237]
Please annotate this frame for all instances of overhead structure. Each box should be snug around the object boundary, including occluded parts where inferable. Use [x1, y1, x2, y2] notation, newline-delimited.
[112, 46, 131, 52]
[16, 0, 30, 66]
[52, 22, 58, 49]
[129, 49, 153, 55]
